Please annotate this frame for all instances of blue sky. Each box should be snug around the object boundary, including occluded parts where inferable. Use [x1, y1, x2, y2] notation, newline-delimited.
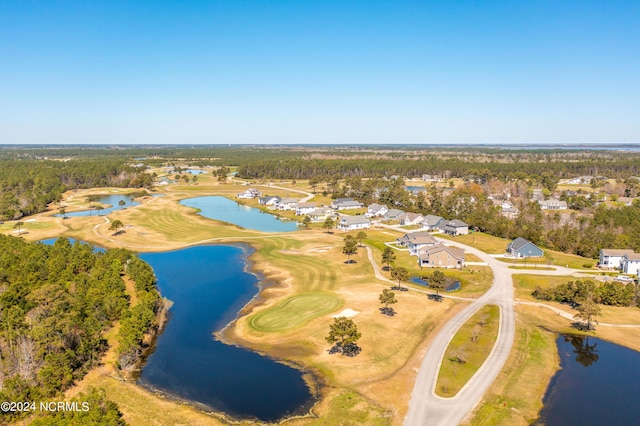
[1, 0, 639, 144]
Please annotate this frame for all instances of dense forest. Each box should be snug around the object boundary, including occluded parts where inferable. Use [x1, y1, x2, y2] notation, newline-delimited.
[0, 158, 153, 220]
[0, 236, 162, 422]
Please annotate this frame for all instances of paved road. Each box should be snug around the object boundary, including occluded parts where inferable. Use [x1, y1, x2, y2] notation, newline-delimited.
[404, 239, 516, 426]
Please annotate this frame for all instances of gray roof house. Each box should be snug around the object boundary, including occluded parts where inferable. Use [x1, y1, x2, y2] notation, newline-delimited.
[384, 209, 405, 222]
[399, 212, 425, 226]
[444, 219, 469, 236]
[418, 243, 465, 269]
[397, 231, 438, 256]
[538, 199, 568, 210]
[599, 249, 635, 269]
[366, 203, 389, 218]
[422, 215, 445, 231]
[507, 237, 544, 258]
[258, 196, 281, 205]
[295, 202, 317, 215]
[337, 215, 371, 231]
[331, 198, 364, 210]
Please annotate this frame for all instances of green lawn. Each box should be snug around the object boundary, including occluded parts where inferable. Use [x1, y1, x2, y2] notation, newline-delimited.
[436, 304, 500, 397]
[250, 293, 343, 332]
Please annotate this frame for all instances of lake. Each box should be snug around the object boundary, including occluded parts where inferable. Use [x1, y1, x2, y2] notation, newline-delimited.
[138, 245, 314, 422]
[537, 334, 640, 425]
[58, 193, 140, 217]
[180, 196, 299, 232]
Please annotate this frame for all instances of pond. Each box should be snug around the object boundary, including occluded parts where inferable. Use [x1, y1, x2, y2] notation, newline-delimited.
[39, 237, 105, 253]
[405, 186, 427, 192]
[138, 245, 314, 422]
[537, 334, 640, 425]
[180, 196, 299, 232]
[57, 193, 141, 217]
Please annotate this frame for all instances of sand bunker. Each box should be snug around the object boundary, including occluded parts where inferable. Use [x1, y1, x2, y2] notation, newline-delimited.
[332, 308, 360, 318]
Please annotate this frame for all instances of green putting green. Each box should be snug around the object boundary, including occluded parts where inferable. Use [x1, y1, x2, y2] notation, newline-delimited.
[250, 293, 343, 332]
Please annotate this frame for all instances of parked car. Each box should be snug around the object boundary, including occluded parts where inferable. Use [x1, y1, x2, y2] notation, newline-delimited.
[616, 275, 634, 282]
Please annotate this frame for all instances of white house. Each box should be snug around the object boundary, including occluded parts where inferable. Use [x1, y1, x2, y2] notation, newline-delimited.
[258, 196, 280, 206]
[237, 188, 261, 199]
[331, 198, 364, 210]
[308, 207, 335, 223]
[366, 203, 389, 218]
[421, 174, 439, 182]
[599, 249, 635, 269]
[337, 215, 371, 231]
[621, 253, 640, 275]
[399, 212, 425, 226]
[276, 198, 299, 211]
[397, 231, 438, 256]
[538, 199, 568, 210]
[295, 202, 317, 216]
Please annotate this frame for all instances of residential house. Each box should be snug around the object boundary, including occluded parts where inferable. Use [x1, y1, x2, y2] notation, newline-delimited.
[295, 202, 317, 216]
[507, 237, 544, 258]
[337, 215, 371, 231]
[422, 215, 446, 232]
[531, 189, 544, 201]
[617, 197, 635, 206]
[258, 196, 281, 206]
[366, 203, 389, 218]
[308, 207, 335, 223]
[418, 243, 465, 269]
[538, 199, 568, 210]
[383, 209, 405, 222]
[331, 198, 364, 210]
[421, 174, 439, 182]
[500, 206, 519, 219]
[599, 249, 635, 269]
[566, 176, 595, 185]
[396, 231, 438, 256]
[399, 212, 425, 226]
[621, 253, 640, 275]
[275, 198, 299, 211]
[444, 219, 469, 236]
[237, 188, 261, 199]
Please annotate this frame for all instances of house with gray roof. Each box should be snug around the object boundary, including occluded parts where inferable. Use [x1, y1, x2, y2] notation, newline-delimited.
[397, 231, 438, 256]
[337, 215, 371, 231]
[599, 249, 635, 269]
[399, 212, 425, 226]
[418, 243, 465, 269]
[422, 215, 445, 232]
[366, 203, 389, 218]
[383, 209, 405, 222]
[444, 219, 469, 236]
[259, 196, 281, 205]
[538, 199, 568, 210]
[331, 198, 364, 210]
[507, 237, 544, 258]
[295, 202, 317, 215]
[622, 253, 640, 275]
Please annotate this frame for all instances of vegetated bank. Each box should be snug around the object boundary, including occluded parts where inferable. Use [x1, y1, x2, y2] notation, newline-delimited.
[0, 235, 167, 423]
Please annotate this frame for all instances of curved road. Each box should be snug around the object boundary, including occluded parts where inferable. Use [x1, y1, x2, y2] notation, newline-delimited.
[404, 239, 516, 426]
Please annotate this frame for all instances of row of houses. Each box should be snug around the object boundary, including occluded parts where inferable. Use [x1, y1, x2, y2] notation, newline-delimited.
[599, 249, 640, 275]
